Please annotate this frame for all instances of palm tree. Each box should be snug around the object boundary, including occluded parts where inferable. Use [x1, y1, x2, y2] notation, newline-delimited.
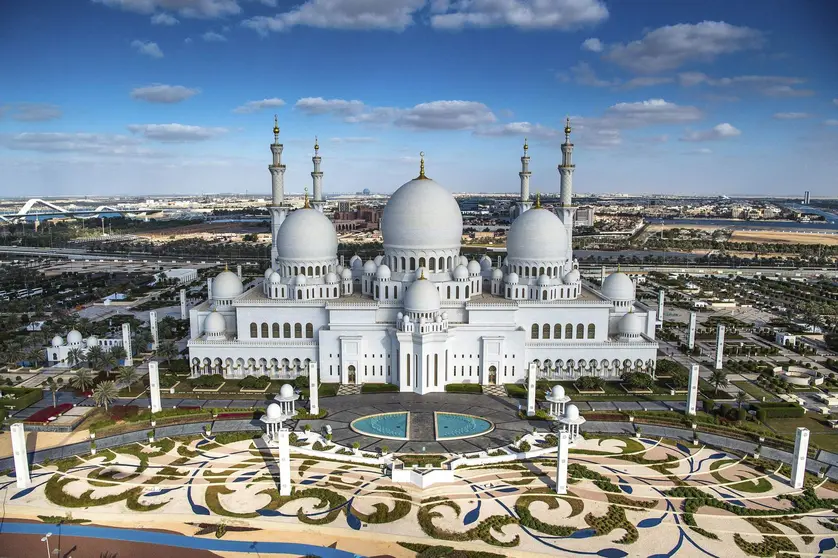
[93, 380, 119, 411]
[736, 391, 748, 408]
[117, 366, 139, 390]
[100, 351, 118, 374]
[46, 377, 59, 407]
[70, 368, 95, 392]
[709, 369, 729, 396]
[158, 340, 178, 364]
[86, 346, 105, 370]
[67, 347, 85, 369]
[25, 347, 43, 368]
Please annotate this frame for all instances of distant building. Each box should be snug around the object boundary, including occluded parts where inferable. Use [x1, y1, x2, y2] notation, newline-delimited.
[575, 206, 595, 227]
[804, 191, 811, 205]
[46, 330, 123, 368]
[333, 205, 382, 232]
[775, 331, 797, 346]
[157, 268, 198, 285]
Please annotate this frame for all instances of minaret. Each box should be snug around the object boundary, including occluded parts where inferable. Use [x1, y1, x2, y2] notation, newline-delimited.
[513, 138, 533, 218]
[311, 136, 325, 213]
[558, 117, 575, 260]
[268, 115, 288, 266]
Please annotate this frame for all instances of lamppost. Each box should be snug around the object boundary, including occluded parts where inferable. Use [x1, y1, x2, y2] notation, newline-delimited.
[41, 532, 52, 558]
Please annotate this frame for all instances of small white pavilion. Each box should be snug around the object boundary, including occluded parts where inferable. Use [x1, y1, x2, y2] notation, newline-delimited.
[559, 404, 586, 441]
[545, 385, 571, 419]
[260, 384, 298, 445]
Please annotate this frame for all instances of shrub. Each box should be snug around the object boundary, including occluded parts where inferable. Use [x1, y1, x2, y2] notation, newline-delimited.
[518, 441, 531, 453]
[576, 376, 604, 391]
[623, 372, 654, 390]
[190, 374, 224, 389]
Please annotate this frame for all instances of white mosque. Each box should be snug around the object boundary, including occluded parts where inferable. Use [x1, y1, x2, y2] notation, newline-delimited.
[187, 118, 659, 393]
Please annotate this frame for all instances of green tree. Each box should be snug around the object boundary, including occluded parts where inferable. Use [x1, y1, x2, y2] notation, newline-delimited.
[70, 368, 95, 392]
[736, 390, 748, 408]
[117, 366, 139, 390]
[158, 340, 179, 363]
[86, 345, 105, 370]
[93, 380, 119, 411]
[709, 369, 729, 396]
[25, 347, 43, 368]
[109, 345, 127, 363]
[67, 347, 85, 368]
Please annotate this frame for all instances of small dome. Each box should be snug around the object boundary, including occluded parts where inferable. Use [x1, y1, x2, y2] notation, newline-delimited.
[335, 264, 344, 274]
[453, 264, 469, 280]
[507, 208, 568, 262]
[467, 260, 481, 275]
[269, 271, 282, 285]
[349, 255, 362, 269]
[295, 274, 307, 286]
[397, 312, 404, 320]
[341, 268, 353, 280]
[376, 264, 391, 280]
[563, 269, 580, 283]
[551, 385, 566, 399]
[602, 272, 635, 301]
[619, 312, 644, 336]
[264, 267, 274, 279]
[565, 404, 580, 420]
[213, 270, 244, 300]
[363, 259, 377, 274]
[277, 208, 338, 261]
[325, 271, 339, 284]
[86, 335, 98, 349]
[265, 402, 282, 420]
[480, 255, 492, 270]
[204, 311, 226, 334]
[51, 335, 64, 347]
[373, 255, 384, 266]
[404, 278, 441, 314]
[279, 383, 294, 399]
[459, 255, 468, 266]
[538, 274, 550, 286]
[67, 330, 83, 345]
[492, 268, 504, 280]
[506, 272, 519, 284]
[441, 311, 448, 320]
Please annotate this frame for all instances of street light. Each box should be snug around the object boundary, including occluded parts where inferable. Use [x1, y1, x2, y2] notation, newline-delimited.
[41, 532, 52, 558]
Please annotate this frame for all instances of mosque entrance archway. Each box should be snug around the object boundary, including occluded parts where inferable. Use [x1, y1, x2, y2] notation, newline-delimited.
[348, 365, 356, 384]
[488, 365, 497, 385]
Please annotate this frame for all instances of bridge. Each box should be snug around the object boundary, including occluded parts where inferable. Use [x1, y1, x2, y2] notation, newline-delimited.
[0, 198, 156, 223]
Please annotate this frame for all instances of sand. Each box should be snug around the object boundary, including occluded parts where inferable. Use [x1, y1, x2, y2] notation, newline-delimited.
[0, 429, 92, 459]
[730, 230, 838, 245]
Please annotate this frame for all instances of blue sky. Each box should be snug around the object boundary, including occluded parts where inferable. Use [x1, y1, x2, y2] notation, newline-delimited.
[1, 0, 837, 198]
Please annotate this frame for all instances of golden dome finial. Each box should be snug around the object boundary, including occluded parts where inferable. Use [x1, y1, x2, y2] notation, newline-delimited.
[303, 187, 310, 209]
[523, 137, 528, 152]
[564, 116, 572, 137]
[314, 135, 319, 151]
[273, 115, 280, 142]
[417, 151, 428, 179]
[224, 262, 228, 271]
[419, 267, 426, 280]
[534, 192, 542, 209]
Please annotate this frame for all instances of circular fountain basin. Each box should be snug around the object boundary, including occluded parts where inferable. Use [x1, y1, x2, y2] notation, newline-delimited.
[435, 412, 494, 440]
[350, 412, 410, 440]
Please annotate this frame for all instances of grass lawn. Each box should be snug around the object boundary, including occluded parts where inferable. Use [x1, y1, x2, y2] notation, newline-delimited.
[766, 415, 838, 452]
[445, 383, 483, 394]
[361, 383, 399, 394]
[731, 380, 774, 401]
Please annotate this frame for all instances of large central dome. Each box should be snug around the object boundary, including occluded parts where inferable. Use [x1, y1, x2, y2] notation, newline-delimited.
[382, 177, 463, 251]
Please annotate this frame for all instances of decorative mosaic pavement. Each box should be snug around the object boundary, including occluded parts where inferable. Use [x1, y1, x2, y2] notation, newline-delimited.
[3, 432, 838, 557]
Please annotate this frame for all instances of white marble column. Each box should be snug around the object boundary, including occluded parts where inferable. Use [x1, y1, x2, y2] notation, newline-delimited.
[556, 430, 569, 495]
[122, 323, 133, 367]
[687, 312, 697, 350]
[657, 290, 665, 325]
[236, 264, 242, 279]
[791, 427, 809, 489]
[277, 428, 291, 496]
[307, 361, 319, 416]
[148, 360, 162, 413]
[149, 310, 159, 351]
[527, 362, 537, 417]
[687, 364, 699, 416]
[180, 289, 187, 320]
[11, 423, 30, 489]
[714, 325, 725, 370]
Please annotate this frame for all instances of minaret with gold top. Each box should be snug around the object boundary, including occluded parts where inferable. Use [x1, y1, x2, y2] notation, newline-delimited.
[558, 117, 576, 264]
[311, 137, 325, 213]
[268, 115, 288, 267]
[513, 138, 533, 218]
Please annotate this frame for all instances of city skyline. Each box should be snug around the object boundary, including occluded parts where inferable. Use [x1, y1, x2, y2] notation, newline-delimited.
[1, 0, 837, 197]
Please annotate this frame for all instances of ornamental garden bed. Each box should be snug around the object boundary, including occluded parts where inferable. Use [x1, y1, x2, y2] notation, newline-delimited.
[361, 383, 399, 394]
[619, 384, 653, 394]
[574, 387, 606, 394]
[215, 411, 254, 420]
[25, 403, 74, 423]
[239, 385, 271, 394]
[664, 385, 690, 394]
[194, 383, 226, 393]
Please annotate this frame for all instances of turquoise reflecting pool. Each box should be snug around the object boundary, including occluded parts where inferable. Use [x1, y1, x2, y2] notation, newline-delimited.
[435, 412, 494, 440]
[350, 412, 409, 440]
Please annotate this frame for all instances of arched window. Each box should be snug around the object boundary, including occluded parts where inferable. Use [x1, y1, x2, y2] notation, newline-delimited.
[543, 324, 550, 339]
[419, 257, 426, 268]
[539, 266, 545, 276]
[297, 289, 302, 299]
[306, 323, 314, 338]
[315, 265, 320, 275]
[293, 266, 298, 275]
[283, 323, 291, 337]
[385, 286, 389, 298]
[334, 287, 338, 297]
[506, 287, 510, 297]
[542, 290, 547, 300]
[429, 258, 436, 271]
[576, 323, 584, 339]
[531, 323, 539, 339]
[410, 257, 416, 270]
[375, 285, 379, 298]
[294, 323, 302, 338]
[394, 285, 398, 298]
[401, 257, 406, 270]
[465, 285, 469, 297]
[531, 266, 537, 277]
[566, 324, 573, 339]
[438, 256, 444, 270]
[261, 323, 269, 338]
[587, 324, 596, 339]
[554, 324, 562, 338]
[250, 322, 258, 338]
[272, 323, 280, 338]
[456, 286, 460, 298]
[447, 256, 453, 269]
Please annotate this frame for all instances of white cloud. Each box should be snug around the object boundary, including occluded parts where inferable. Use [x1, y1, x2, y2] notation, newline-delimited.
[151, 12, 179, 25]
[595, 99, 703, 128]
[233, 98, 286, 114]
[294, 97, 496, 130]
[678, 72, 814, 98]
[473, 121, 559, 139]
[202, 31, 227, 41]
[560, 61, 618, 87]
[184, 37, 193, 43]
[0, 132, 154, 156]
[242, 0, 426, 33]
[329, 136, 377, 143]
[680, 122, 741, 142]
[605, 21, 764, 74]
[92, 0, 241, 19]
[621, 76, 673, 89]
[684, 148, 713, 155]
[130, 84, 201, 103]
[581, 37, 603, 52]
[772, 112, 811, 120]
[1, 103, 62, 122]
[430, 0, 608, 30]
[127, 123, 227, 142]
[131, 39, 164, 58]
[825, 119, 838, 126]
